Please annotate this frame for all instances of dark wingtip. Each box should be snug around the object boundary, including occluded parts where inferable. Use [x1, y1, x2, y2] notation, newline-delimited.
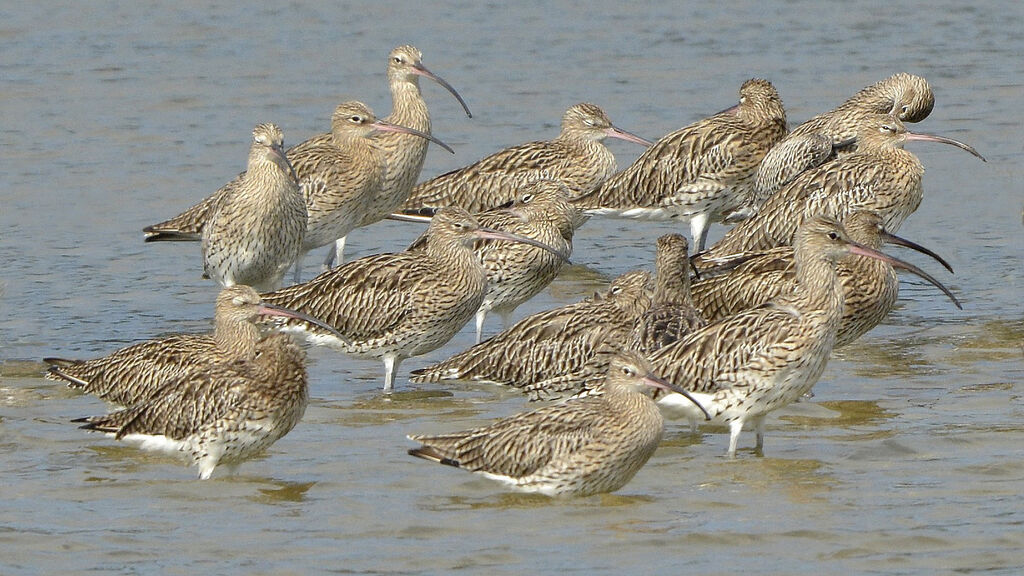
[143, 229, 201, 243]
[408, 446, 461, 468]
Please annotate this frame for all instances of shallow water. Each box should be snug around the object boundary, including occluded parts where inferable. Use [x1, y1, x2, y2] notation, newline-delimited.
[1, 1, 1022, 574]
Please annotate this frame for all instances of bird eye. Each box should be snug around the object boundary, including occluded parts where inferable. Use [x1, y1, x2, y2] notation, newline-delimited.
[828, 231, 840, 240]
[350, 115, 362, 123]
[901, 104, 910, 115]
[232, 296, 245, 305]
[521, 194, 534, 203]
[610, 286, 622, 294]
[739, 96, 747, 104]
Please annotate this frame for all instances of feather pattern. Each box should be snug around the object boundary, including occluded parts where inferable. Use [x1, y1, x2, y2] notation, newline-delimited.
[46, 286, 284, 407]
[631, 234, 706, 355]
[263, 207, 524, 391]
[649, 216, 870, 455]
[401, 103, 648, 214]
[691, 211, 939, 346]
[202, 123, 306, 292]
[75, 333, 309, 480]
[574, 78, 787, 250]
[748, 73, 934, 210]
[409, 270, 653, 391]
[408, 351, 668, 496]
[408, 179, 583, 343]
[697, 114, 927, 263]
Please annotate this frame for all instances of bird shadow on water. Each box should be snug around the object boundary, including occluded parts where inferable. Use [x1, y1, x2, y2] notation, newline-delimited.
[327, 387, 498, 428]
[418, 487, 655, 512]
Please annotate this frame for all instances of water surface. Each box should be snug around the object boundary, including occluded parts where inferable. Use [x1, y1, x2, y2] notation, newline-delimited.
[1, 1, 1022, 574]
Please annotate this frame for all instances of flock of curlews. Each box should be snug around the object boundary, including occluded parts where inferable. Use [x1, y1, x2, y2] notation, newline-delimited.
[44, 45, 983, 496]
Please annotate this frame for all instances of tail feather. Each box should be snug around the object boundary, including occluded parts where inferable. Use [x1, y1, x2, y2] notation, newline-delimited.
[72, 415, 117, 433]
[407, 444, 461, 468]
[44, 362, 90, 388]
[143, 228, 202, 242]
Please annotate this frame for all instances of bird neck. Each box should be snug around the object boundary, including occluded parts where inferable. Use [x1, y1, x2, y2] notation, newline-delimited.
[247, 158, 297, 197]
[214, 318, 262, 359]
[653, 268, 693, 307]
[792, 254, 845, 318]
[386, 79, 430, 132]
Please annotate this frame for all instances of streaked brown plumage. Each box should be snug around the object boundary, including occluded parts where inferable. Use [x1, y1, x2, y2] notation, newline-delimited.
[400, 103, 651, 215]
[73, 332, 308, 480]
[261, 207, 565, 392]
[315, 45, 471, 267]
[292, 102, 450, 281]
[697, 114, 984, 264]
[408, 179, 583, 343]
[44, 285, 338, 407]
[145, 44, 469, 265]
[574, 78, 787, 250]
[691, 211, 960, 347]
[407, 350, 706, 497]
[202, 123, 306, 292]
[631, 234, 706, 355]
[652, 216, 950, 455]
[750, 73, 936, 208]
[408, 270, 653, 394]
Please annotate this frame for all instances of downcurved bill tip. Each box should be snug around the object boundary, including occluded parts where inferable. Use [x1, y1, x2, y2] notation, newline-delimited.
[879, 230, 954, 274]
[905, 131, 986, 162]
[846, 243, 962, 310]
[643, 373, 711, 421]
[373, 120, 455, 154]
[473, 227, 570, 262]
[607, 126, 653, 147]
[257, 303, 350, 343]
[413, 62, 473, 118]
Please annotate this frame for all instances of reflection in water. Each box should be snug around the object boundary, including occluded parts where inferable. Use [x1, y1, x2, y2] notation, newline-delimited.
[253, 480, 316, 504]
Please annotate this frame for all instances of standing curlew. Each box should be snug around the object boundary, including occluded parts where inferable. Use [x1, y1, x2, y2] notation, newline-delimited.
[142, 103, 452, 284]
[631, 234, 706, 355]
[261, 207, 566, 392]
[399, 103, 651, 215]
[291, 101, 452, 282]
[73, 332, 309, 480]
[409, 269, 653, 397]
[45, 285, 341, 407]
[749, 73, 937, 210]
[697, 114, 984, 264]
[320, 45, 473, 268]
[405, 179, 583, 343]
[407, 349, 709, 497]
[691, 210, 960, 347]
[650, 216, 959, 456]
[573, 78, 787, 251]
[201, 123, 306, 292]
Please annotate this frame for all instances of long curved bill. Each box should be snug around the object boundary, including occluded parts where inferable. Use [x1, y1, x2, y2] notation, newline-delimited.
[270, 143, 299, 183]
[643, 372, 711, 421]
[412, 62, 473, 118]
[607, 125, 653, 147]
[879, 230, 954, 274]
[846, 242, 962, 310]
[372, 119, 455, 154]
[257, 302, 350, 343]
[473, 227, 570, 262]
[905, 131, 986, 161]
